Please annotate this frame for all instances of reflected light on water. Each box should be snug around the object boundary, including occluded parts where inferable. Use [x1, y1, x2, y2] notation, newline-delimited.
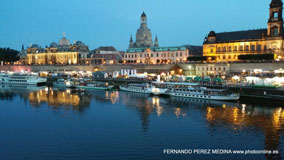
[152, 97, 163, 117]
[175, 108, 181, 118]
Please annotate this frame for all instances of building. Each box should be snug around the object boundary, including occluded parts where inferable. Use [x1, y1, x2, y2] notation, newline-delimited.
[129, 12, 159, 48]
[26, 34, 89, 65]
[88, 46, 123, 64]
[123, 46, 189, 64]
[124, 12, 203, 64]
[195, 63, 230, 77]
[203, 0, 284, 62]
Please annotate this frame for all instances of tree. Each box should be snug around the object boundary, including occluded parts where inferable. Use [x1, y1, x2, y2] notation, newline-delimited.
[0, 48, 20, 63]
[238, 53, 274, 61]
[187, 56, 208, 62]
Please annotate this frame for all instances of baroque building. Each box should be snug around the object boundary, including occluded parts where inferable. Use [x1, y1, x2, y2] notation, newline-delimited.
[203, 0, 284, 62]
[124, 12, 202, 64]
[27, 34, 89, 65]
[129, 12, 158, 48]
[123, 46, 189, 64]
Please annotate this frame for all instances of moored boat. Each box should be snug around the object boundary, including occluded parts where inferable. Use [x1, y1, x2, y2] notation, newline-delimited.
[76, 81, 113, 90]
[0, 72, 47, 85]
[166, 86, 239, 101]
[119, 83, 167, 95]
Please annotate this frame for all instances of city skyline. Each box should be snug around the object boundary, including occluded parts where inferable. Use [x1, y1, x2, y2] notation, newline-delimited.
[0, 0, 269, 51]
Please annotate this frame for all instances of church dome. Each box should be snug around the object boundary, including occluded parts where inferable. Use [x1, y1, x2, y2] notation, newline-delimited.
[49, 42, 57, 48]
[208, 31, 216, 37]
[58, 37, 70, 46]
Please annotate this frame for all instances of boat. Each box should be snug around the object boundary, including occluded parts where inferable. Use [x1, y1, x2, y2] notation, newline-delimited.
[53, 79, 74, 88]
[154, 82, 239, 101]
[119, 83, 167, 95]
[0, 72, 47, 85]
[76, 81, 113, 90]
[167, 86, 239, 101]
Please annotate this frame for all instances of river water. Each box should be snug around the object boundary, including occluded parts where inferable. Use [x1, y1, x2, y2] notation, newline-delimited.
[0, 86, 283, 160]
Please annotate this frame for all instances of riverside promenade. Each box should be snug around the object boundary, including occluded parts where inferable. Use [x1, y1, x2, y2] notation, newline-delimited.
[0, 62, 284, 75]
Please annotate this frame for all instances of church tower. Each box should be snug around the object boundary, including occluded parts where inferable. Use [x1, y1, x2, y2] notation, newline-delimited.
[141, 12, 147, 25]
[154, 35, 159, 47]
[135, 12, 153, 48]
[129, 35, 135, 48]
[267, 0, 283, 37]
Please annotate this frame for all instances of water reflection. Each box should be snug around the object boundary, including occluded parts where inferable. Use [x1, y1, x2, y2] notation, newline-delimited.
[0, 86, 283, 159]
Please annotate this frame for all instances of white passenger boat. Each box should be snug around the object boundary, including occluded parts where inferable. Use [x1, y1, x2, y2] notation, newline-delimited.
[153, 82, 239, 101]
[167, 86, 240, 101]
[0, 72, 47, 85]
[76, 81, 113, 90]
[119, 83, 167, 95]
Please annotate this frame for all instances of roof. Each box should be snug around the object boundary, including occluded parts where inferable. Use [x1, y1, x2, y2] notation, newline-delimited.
[205, 29, 268, 44]
[216, 29, 267, 42]
[96, 46, 117, 51]
[141, 12, 146, 17]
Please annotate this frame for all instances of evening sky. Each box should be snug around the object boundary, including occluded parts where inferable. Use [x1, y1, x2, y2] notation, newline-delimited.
[0, 0, 269, 51]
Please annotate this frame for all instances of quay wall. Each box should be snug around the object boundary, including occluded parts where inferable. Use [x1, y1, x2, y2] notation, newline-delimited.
[0, 63, 283, 74]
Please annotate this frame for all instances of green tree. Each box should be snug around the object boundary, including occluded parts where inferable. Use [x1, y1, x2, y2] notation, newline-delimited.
[238, 53, 274, 61]
[0, 48, 20, 63]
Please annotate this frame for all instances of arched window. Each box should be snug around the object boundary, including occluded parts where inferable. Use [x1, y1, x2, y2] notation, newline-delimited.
[251, 45, 255, 51]
[234, 46, 237, 51]
[273, 27, 279, 36]
[257, 45, 261, 51]
[245, 45, 249, 51]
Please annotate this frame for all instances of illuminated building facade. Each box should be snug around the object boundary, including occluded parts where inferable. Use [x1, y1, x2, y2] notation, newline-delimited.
[26, 35, 89, 65]
[203, 0, 284, 62]
[123, 46, 189, 64]
[91, 46, 123, 64]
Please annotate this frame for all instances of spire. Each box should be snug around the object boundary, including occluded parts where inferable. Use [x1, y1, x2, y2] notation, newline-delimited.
[141, 11, 147, 24]
[154, 35, 159, 47]
[270, 0, 283, 8]
[141, 11, 146, 17]
[129, 34, 134, 48]
[130, 34, 133, 42]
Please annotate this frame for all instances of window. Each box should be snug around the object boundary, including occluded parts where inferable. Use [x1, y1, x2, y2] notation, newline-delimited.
[251, 45, 255, 51]
[273, 27, 279, 36]
[239, 46, 243, 51]
[223, 47, 226, 52]
[211, 48, 213, 53]
[257, 45, 261, 51]
[264, 46, 267, 51]
[223, 55, 226, 59]
[234, 46, 237, 51]
[245, 45, 249, 51]
[156, 53, 159, 57]
[217, 47, 221, 52]
[180, 52, 182, 56]
[228, 55, 231, 59]
[273, 12, 279, 18]
[176, 53, 178, 57]
[228, 46, 232, 52]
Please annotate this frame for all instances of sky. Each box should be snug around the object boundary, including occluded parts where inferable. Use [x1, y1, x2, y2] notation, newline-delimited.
[0, 0, 270, 51]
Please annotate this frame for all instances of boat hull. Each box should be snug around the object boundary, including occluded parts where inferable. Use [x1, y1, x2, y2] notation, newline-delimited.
[119, 86, 152, 94]
[168, 93, 240, 101]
